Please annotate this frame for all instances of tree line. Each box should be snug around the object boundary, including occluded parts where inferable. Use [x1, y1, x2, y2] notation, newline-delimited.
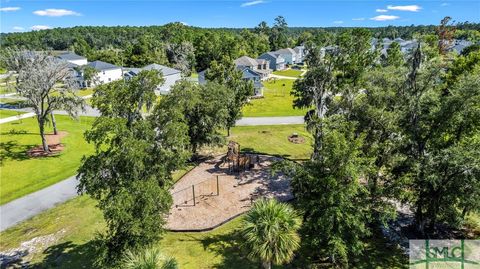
[1, 18, 479, 74]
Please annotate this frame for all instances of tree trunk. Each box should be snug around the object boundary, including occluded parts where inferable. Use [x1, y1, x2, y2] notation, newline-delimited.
[38, 118, 49, 152]
[262, 261, 271, 269]
[227, 127, 231, 137]
[51, 112, 58, 135]
[415, 203, 426, 236]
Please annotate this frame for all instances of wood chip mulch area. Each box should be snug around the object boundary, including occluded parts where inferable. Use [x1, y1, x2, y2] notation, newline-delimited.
[27, 131, 68, 157]
[166, 155, 293, 231]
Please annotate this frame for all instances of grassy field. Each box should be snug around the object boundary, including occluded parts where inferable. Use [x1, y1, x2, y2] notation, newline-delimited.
[0, 196, 408, 268]
[77, 88, 94, 97]
[0, 115, 95, 204]
[272, 69, 303, 78]
[242, 79, 308, 117]
[229, 124, 311, 161]
[0, 109, 25, 119]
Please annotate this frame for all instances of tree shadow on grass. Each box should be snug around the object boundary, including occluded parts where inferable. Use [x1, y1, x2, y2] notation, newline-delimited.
[199, 230, 259, 269]
[241, 147, 308, 163]
[351, 228, 408, 269]
[31, 240, 99, 269]
[0, 140, 35, 163]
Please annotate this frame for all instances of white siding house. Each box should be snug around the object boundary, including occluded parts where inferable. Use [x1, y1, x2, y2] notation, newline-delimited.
[57, 52, 88, 66]
[274, 48, 297, 65]
[87, 60, 123, 85]
[123, 63, 182, 94]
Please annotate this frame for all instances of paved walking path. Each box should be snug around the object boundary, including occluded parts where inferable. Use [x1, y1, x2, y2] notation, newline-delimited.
[0, 104, 304, 126]
[0, 176, 79, 232]
[0, 112, 35, 124]
[236, 116, 304, 125]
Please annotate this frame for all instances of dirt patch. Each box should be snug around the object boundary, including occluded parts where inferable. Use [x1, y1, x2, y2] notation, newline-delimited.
[288, 133, 305, 144]
[0, 229, 66, 268]
[27, 131, 68, 157]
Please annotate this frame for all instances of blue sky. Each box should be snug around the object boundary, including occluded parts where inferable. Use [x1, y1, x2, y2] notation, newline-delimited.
[0, 0, 479, 33]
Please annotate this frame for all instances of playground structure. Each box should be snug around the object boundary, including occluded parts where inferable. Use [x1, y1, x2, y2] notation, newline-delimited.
[166, 154, 293, 231]
[224, 141, 258, 172]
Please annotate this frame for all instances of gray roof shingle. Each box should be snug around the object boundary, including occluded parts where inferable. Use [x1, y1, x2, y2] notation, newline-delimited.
[87, 60, 120, 71]
[58, 52, 86, 61]
[142, 63, 181, 76]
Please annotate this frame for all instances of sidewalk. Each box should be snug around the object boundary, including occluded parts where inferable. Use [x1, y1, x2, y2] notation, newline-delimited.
[0, 112, 35, 124]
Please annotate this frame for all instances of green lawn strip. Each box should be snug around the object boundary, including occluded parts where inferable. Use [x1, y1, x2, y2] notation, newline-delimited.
[76, 88, 94, 97]
[0, 115, 95, 204]
[272, 69, 303, 78]
[0, 85, 16, 95]
[242, 79, 307, 117]
[0, 109, 25, 119]
[229, 124, 312, 161]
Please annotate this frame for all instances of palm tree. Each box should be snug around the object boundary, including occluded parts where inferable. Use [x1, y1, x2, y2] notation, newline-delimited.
[241, 199, 302, 269]
[123, 246, 178, 269]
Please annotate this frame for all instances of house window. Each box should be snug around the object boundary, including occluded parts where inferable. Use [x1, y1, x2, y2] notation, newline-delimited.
[103, 71, 105, 75]
[108, 78, 111, 82]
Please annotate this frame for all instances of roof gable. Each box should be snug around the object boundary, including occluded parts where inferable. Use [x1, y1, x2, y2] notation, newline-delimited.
[87, 60, 120, 71]
[142, 63, 181, 76]
[58, 52, 86, 61]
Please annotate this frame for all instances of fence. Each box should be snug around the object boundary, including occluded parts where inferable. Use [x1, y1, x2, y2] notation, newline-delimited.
[171, 175, 220, 207]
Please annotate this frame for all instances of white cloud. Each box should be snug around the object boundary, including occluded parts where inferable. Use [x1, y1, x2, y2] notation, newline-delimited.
[376, 9, 388, 13]
[179, 22, 189, 26]
[31, 25, 52, 31]
[441, 3, 449, 6]
[333, 20, 344, 24]
[387, 5, 422, 12]
[0, 7, 21, 12]
[12, 26, 25, 31]
[240, 0, 265, 7]
[352, 18, 365, 21]
[33, 8, 80, 17]
[370, 15, 400, 21]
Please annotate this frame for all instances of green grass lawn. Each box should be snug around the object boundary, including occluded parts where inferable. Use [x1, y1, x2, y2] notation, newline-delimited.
[0, 195, 408, 269]
[229, 124, 312, 161]
[76, 88, 94, 97]
[0, 115, 95, 204]
[0, 109, 25, 119]
[190, 72, 199, 78]
[242, 79, 308, 117]
[0, 85, 15, 94]
[272, 69, 303, 78]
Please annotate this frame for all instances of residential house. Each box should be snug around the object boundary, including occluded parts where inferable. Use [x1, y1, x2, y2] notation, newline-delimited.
[234, 56, 271, 80]
[57, 52, 88, 66]
[274, 48, 297, 65]
[123, 63, 182, 94]
[198, 66, 263, 96]
[258, 52, 286, 71]
[293, 46, 306, 63]
[87, 60, 123, 86]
